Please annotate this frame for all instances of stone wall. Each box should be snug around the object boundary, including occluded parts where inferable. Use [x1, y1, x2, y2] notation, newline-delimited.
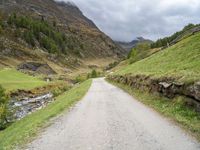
[108, 75, 200, 111]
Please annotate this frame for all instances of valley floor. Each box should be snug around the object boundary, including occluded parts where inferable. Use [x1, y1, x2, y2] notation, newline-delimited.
[27, 78, 200, 150]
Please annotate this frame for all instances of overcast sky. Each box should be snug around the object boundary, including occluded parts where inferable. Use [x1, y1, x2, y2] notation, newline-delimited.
[57, 0, 200, 42]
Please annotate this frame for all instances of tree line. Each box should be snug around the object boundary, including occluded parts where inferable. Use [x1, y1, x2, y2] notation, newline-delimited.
[6, 13, 82, 55]
[151, 23, 199, 48]
[7, 13, 67, 54]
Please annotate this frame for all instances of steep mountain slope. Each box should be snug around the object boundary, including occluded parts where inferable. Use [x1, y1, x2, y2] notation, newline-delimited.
[0, 0, 124, 75]
[115, 37, 153, 53]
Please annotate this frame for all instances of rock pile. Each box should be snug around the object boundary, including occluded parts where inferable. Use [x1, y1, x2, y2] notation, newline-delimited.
[8, 93, 53, 121]
[17, 62, 56, 75]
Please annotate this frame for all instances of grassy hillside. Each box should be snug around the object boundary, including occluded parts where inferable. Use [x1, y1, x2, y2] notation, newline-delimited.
[127, 42, 160, 64]
[116, 32, 200, 83]
[0, 68, 47, 91]
[0, 79, 92, 150]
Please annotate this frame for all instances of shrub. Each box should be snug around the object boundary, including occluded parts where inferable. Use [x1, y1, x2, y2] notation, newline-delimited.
[0, 25, 2, 34]
[0, 12, 3, 34]
[14, 29, 21, 37]
[40, 36, 58, 53]
[91, 69, 97, 78]
[75, 75, 87, 83]
[23, 31, 35, 46]
[87, 69, 101, 79]
[52, 86, 70, 97]
[105, 61, 119, 70]
[0, 85, 8, 129]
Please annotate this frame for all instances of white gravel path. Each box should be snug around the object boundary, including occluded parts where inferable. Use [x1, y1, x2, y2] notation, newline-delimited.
[27, 78, 200, 150]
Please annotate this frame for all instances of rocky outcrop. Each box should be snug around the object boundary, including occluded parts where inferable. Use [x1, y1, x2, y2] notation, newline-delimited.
[8, 93, 54, 121]
[17, 62, 56, 75]
[108, 75, 200, 111]
[8, 83, 71, 121]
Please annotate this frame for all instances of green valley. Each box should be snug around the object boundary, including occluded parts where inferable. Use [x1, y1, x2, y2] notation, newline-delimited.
[0, 0, 200, 149]
[0, 68, 47, 91]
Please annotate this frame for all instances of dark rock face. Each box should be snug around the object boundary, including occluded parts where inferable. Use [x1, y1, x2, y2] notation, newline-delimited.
[194, 82, 200, 101]
[187, 82, 200, 102]
[108, 75, 200, 111]
[17, 62, 56, 75]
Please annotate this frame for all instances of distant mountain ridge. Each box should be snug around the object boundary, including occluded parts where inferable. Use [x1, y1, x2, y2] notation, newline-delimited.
[115, 37, 153, 53]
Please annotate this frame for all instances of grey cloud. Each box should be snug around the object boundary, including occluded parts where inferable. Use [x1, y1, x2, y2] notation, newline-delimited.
[56, 0, 200, 41]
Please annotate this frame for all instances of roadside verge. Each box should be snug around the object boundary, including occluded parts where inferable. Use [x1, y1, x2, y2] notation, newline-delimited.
[107, 79, 200, 141]
[0, 79, 92, 150]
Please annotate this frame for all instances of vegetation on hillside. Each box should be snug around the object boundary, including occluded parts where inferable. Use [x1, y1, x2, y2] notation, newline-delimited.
[0, 12, 3, 34]
[74, 69, 101, 83]
[7, 13, 67, 54]
[151, 23, 199, 48]
[0, 86, 9, 130]
[127, 42, 151, 64]
[116, 32, 200, 83]
[0, 13, 85, 55]
[105, 61, 120, 70]
[0, 79, 92, 150]
[87, 69, 102, 78]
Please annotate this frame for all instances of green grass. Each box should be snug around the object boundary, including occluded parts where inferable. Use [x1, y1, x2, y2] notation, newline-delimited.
[0, 68, 47, 91]
[128, 42, 153, 64]
[0, 79, 92, 150]
[116, 32, 200, 83]
[108, 80, 200, 141]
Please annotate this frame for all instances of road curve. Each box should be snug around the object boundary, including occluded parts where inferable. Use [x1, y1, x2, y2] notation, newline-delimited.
[27, 78, 200, 150]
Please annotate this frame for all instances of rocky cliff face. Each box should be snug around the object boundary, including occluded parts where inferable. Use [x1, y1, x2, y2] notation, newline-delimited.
[0, 0, 125, 72]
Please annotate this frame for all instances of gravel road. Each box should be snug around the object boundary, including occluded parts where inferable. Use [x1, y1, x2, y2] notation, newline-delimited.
[27, 78, 200, 150]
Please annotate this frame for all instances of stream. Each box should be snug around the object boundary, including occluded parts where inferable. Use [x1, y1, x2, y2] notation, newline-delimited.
[8, 93, 54, 121]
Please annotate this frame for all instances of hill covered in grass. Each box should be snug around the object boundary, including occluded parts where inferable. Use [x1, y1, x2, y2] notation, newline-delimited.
[0, 68, 47, 91]
[116, 32, 200, 83]
[127, 42, 161, 64]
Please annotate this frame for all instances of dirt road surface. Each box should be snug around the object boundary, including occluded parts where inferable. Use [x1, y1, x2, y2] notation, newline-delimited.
[27, 78, 200, 150]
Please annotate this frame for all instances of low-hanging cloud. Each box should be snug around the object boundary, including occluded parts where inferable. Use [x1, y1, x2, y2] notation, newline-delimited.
[56, 0, 200, 41]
